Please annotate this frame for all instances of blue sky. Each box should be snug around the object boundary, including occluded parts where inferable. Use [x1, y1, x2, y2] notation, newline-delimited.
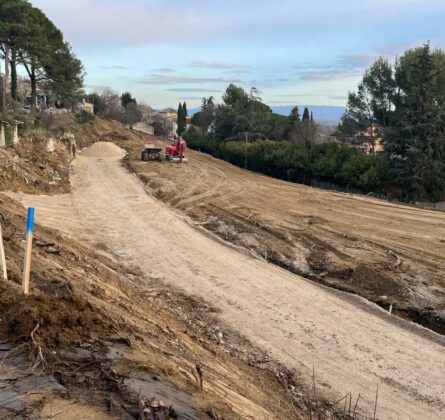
[32, 0, 445, 109]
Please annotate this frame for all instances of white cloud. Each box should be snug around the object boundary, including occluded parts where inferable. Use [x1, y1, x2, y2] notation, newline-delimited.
[166, 88, 221, 92]
[98, 65, 129, 70]
[140, 74, 242, 85]
[187, 61, 249, 70]
[297, 69, 362, 81]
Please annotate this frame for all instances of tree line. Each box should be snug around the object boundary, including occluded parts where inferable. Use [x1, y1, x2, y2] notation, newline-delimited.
[192, 84, 317, 144]
[187, 44, 445, 202]
[86, 90, 146, 127]
[336, 43, 445, 202]
[0, 0, 84, 113]
[186, 128, 391, 194]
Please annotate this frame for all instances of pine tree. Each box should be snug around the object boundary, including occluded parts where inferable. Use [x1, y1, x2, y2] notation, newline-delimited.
[288, 106, 303, 144]
[386, 43, 445, 201]
[289, 106, 300, 125]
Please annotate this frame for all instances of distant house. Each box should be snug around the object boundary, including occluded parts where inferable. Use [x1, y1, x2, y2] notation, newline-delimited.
[159, 107, 177, 122]
[25, 91, 49, 108]
[354, 124, 384, 155]
[131, 121, 154, 135]
[186, 116, 193, 131]
[79, 99, 94, 114]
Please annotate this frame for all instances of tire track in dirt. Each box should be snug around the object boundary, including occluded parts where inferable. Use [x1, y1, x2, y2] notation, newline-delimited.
[18, 143, 445, 420]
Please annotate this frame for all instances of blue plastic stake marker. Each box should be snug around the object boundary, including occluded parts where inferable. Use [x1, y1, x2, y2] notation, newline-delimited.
[22, 208, 35, 295]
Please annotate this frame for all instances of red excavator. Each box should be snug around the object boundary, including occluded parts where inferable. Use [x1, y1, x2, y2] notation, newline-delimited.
[165, 135, 188, 163]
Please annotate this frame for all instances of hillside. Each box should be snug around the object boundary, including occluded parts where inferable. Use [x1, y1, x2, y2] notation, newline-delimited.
[111, 122, 445, 335]
[0, 127, 309, 419]
[1, 116, 444, 418]
[6, 116, 444, 419]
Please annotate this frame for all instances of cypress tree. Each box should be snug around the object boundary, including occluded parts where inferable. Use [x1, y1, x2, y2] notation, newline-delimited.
[182, 101, 188, 132]
[177, 102, 184, 135]
[302, 107, 310, 121]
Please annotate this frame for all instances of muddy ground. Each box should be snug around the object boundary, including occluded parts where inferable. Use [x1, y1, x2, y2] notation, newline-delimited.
[67, 117, 445, 335]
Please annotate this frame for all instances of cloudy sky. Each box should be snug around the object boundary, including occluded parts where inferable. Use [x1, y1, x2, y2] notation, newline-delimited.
[32, 0, 445, 109]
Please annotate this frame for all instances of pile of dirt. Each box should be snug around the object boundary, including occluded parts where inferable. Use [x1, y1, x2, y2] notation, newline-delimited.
[79, 141, 126, 159]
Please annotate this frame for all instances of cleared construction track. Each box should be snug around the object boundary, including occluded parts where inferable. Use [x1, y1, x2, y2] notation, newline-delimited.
[15, 142, 445, 419]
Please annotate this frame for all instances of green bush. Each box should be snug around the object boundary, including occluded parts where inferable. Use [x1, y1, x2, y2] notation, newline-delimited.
[75, 110, 95, 124]
[185, 129, 392, 195]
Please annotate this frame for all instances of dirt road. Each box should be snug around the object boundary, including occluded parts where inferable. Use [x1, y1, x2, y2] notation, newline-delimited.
[125, 146, 445, 335]
[18, 143, 445, 419]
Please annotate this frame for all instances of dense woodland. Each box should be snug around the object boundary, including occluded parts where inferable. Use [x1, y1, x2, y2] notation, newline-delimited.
[187, 44, 445, 202]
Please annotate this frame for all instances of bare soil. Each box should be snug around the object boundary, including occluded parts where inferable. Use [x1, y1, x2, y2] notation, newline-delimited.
[69, 117, 445, 335]
[13, 138, 445, 419]
[122, 133, 445, 336]
[0, 135, 72, 195]
[0, 193, 302, 419]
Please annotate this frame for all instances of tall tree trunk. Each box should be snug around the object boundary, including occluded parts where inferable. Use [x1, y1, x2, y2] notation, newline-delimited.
[0, 73, 6, 113]
[4, 45, 10, 79]
[10, 49, 17, 101]
[30, 68, 37, 115]
[0, 57, 5, 112]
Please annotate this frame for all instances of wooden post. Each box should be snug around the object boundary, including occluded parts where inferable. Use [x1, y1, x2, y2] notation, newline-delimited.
[0, 223, 7, 280]
[22, 207, 35, 295]
[0, 123, 5, 147]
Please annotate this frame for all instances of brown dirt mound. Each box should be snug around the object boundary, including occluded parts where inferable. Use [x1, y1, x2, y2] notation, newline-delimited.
[0, 281, 113, 348]
[79, 141, 126, 159]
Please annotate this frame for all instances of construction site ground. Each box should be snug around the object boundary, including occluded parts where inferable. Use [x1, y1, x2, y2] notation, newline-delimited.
[1, 116, 444, 419]
[0, 136, 303, 419]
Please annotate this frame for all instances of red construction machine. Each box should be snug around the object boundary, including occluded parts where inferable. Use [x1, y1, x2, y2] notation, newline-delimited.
[165, 135, 188, 163]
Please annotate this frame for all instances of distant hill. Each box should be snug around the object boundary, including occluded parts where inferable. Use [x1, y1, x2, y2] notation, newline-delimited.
[189, 105, 345, 124]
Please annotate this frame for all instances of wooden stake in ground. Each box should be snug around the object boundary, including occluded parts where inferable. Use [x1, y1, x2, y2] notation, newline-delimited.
[22, 207, 35, 295]
[0, 214, 7, 280]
